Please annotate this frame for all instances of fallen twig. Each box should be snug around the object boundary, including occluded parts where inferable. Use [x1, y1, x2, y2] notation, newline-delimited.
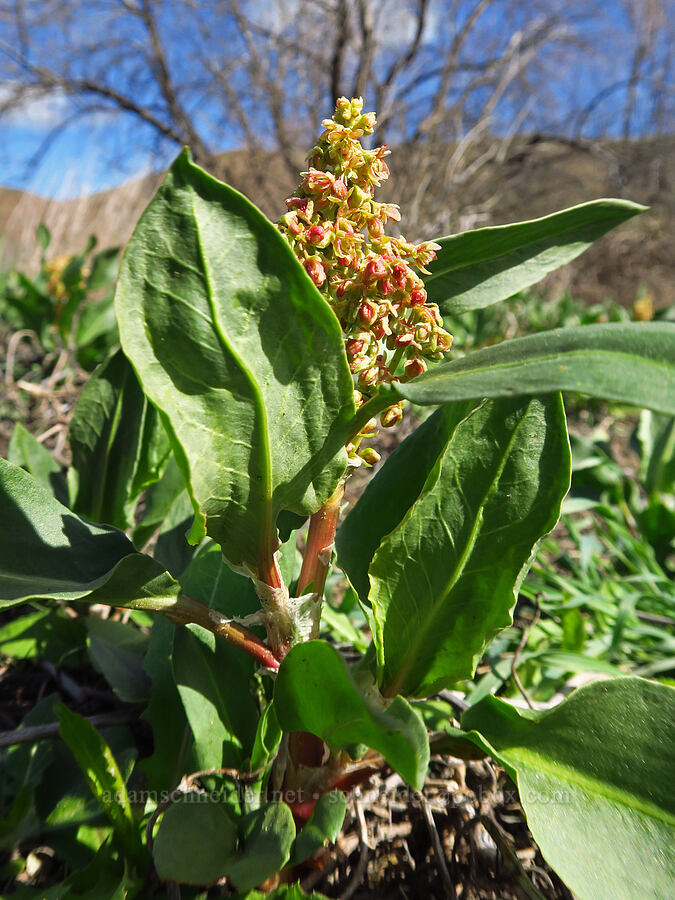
[0, 709, 138, 749]
[420, 792, 456, 899]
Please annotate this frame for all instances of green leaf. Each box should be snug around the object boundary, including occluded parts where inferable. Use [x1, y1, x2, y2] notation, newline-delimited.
[245, 700, 283, 811]
[86, 246, 121, 291]
[173, 624, 258, 771]
[130, 456, 187, 549]
[338, 396, 570, 697]
[153, 800, 296, 890]
[387, 323, 675, 416]
[85, 617, 151, 704]
[75, 294, 118, 368]
[320, 603, 369, 653]
[426, 199, 645, 315]
[249, 701, 282, 774]
[152, 795, 238, 884]
[462, 677, 675, 900]
[288, 791, 346, 866]
[236, 887, 330, 900]
[0, 457, 180, 611]
[68, 349, 171, 530]
[37, 222, 51, 252]
[115, 148, 354, 569]
[0, 609, 85, 665]
[637, 410, 675, 496]
[274, 641, 429, 789]
[172, 543, 261, 770]
[153, 492, 196, 577]
[140, 616, 195, 793]
[8, 423, 64, 501]
[0, 696, 59, 848]
[36, 725, 136, 834]
[226, 803, 296, 892]
[51, 840, 141, 900]
[56, 704, 143, 866]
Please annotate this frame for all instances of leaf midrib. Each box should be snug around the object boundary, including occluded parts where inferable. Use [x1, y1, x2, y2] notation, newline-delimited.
[426, 203, 637, 279]
[405, 345, 673, 391]
[188, 187, 273, 559]
[379, 400, 533, 695]
[511, 748, 675, 827]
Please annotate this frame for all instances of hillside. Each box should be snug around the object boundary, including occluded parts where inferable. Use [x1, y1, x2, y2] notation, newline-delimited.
[1, 136, 672, 308]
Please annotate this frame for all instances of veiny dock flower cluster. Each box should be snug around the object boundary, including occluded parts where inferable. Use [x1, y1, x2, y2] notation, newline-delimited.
[278, 97, 453, 464]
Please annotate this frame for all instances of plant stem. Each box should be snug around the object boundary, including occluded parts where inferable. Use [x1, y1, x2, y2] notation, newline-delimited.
[283, 484, 345, 789]
[258, 542, 284, 590]
[163, 592, 280, 670]
[387, 344, 407, 377]
[347, 391, 392, 441]
[297, 483, 344, 635]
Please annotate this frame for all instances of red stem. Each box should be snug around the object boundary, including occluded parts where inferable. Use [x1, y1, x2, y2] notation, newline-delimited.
[165, 593, 280, 670]
[297, 483, 344, 602]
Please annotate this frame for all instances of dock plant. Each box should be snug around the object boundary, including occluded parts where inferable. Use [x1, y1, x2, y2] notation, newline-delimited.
[1, 99, 674, 899]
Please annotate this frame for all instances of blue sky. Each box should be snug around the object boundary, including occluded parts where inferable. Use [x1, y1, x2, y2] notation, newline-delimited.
[0, 0, 671, 199]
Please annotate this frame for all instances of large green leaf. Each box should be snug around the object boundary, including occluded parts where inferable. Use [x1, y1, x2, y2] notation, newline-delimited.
[140, 616, 195, 793]
[387, 323, 675, 416]
[153, 795, 238, 884]
[56, 704, 144, 866]
[225, 803, 296, 892]
[462, 677, 675, 900]
[115, 148, 354, 569]
[274, 641, 429, 789]
[172, 543, 261, 770]
[338, 396, 570, 698]
[153, 800, 296, 890]
[426, 199, 645, 315]
[0, 457, 180, 611]
[68, 348, 170, 530]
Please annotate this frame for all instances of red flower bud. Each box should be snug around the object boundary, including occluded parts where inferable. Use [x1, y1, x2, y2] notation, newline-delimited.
[359, 366, 380, 387]
[391, 262, 408, 289]
[371, 318, 387, 340]
[363, 257, 387, 284]
[404, 358, 426, 379]
[346, 338, 365, 356]
[287, 214, 302, 235]
[410, 288, 427, 306]
[286, 197, 313, 219]
[306, 224, 326, 245]
[304, 258, 326, 286]
[333, 179, 348, 200]
[380, 278, 392, 295]
[368, 217, 384, 239]
[381, 404, 403, 428]
[395, 332, 414, 347]
[358, 301, 377, 326]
